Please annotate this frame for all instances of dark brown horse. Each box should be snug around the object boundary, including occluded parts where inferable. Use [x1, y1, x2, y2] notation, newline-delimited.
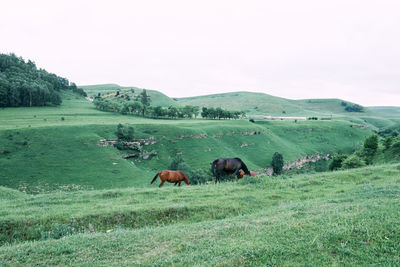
[151, 170, 190, 188]
[211, 158, 250, 183]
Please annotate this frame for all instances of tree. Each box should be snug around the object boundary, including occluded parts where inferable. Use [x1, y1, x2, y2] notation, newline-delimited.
[137, 89, 151, 117]
[362, 134, 378, 164]
[384, 136, 393, 150]
[192, 106, 200, 118]
[271, 152, 284, 175]
[201, 107, 209, 118]
[153, 106, 166, 118]
[168, 106, 179, 118]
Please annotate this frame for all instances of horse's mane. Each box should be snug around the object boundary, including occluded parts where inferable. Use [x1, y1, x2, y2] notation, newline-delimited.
[234, 158, 250, 175]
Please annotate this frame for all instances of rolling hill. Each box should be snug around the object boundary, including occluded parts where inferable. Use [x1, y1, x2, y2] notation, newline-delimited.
[0, 91, 372, 193]
[79, 84, 178, 107]
[79, 84, 400, 130]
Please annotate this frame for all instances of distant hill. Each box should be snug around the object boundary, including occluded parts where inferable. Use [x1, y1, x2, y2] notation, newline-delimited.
[79, 84, 177, 107]
[176, 92, 369, 117]
[78, 84, 400, 130]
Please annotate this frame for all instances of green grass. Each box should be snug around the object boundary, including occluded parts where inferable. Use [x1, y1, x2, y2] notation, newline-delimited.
[0, 164, 399, 265]
[0, 113, 370, 193]
[0, 88, 399, 265]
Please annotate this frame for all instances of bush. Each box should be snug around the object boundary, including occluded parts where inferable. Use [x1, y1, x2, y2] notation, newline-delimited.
[189, 169, 213, 185]
[116, 124, 134, 141]
[362, 134, 378, 164]
[328, 154, 348, 171]
[342, 155, 365, 169]
[249, 119, 255, 123]
[271, 152, 284, 175]
[169, 154, 184, 170]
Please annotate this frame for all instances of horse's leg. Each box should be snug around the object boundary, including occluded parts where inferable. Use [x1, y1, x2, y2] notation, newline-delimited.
[178, 181, 181, 186]
[159, 180, 165, 188]
[174, 182, 178, 186]
[234, 168, 241, 179]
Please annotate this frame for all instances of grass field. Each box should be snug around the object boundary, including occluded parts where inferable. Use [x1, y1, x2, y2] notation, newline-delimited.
[0, 91, 372, 193]
[1, 88, 399, 265]
[0, 163, 399, 265]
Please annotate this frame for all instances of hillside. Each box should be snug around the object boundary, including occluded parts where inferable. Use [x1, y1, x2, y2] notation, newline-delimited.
[79, 83, 177, 107]
[0, 164, 399, 265]
[0, 53, 85, 107]
[0, 92, 371, 193]
[78, 84, 400, 130]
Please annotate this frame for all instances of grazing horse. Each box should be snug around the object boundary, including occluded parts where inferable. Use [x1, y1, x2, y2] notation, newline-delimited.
[211, 157, 250, 183]
[239, 170, 258, 178]
[151, 170, 190, 188]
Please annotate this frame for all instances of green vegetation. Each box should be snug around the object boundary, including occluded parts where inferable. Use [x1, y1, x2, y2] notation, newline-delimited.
[271, 152, 284, 175]
[0, 77, 399, 265]
[0, 164, 399, 265]
[79, 84, 176, 107]
[0, 54, 85, 107]
[0, 105, 371, 193]
[201, 106, 245, 119]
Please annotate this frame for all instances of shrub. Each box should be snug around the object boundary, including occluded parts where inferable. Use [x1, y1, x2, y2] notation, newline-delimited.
[362, 134, 378, 164]
[271, 152, 284, 175]
[169, 154, 184, 170]
[116, 124, 134, 141]
[249, 119, 255, 123]
[189, 169, 213, 185]
[329, 154, 348, 171]
[342, 154, 365, 169]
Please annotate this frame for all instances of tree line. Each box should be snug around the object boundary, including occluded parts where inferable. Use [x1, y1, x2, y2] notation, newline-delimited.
[93, 90, 245, 119]
[0, 53, 86, 108]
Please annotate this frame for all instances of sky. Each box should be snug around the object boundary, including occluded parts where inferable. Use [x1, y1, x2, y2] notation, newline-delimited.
[1, 0, 399, 106]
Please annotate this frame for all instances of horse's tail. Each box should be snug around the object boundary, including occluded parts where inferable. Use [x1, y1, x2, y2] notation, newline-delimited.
[236, 158, 250, 175]
[211, 159, 218, 175]
[151, 172, 160, 184]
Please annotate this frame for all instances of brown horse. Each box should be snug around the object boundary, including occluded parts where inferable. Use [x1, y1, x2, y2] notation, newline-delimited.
[151, 170, 190, 188]
[239, 170, 258, 178]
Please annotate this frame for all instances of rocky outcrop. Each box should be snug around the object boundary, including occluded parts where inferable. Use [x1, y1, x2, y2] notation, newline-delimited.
[262, 153, 331, 176]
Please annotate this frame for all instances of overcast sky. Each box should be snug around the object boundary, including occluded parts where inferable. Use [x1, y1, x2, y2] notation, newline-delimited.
[1, 0, 399, 106]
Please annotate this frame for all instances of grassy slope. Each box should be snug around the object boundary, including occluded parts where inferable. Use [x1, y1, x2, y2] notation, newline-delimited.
[0, 92, 370, 193]
[0, 164, 399, 265]
[78, 84, 400, 129]
[177, 92, 400, 130]
[79, 83, 177, 107]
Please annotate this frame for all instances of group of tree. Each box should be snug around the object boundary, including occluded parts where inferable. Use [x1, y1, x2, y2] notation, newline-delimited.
[93, 90, 245, 120]
[328, 133, 400, 171]
[341, 101, 364, 112]
[200, 107, 245, 120]
[0, 53, 85, 107]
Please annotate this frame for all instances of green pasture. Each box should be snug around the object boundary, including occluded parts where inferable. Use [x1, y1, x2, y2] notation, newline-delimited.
[0, 116, 370, 193]
[0, 163, 399, 265]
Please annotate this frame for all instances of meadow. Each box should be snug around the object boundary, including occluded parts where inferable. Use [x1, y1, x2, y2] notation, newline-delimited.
[0, 88, 399, 266]
[0, 164, 399, 265]
[0, 91, 371, 193]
